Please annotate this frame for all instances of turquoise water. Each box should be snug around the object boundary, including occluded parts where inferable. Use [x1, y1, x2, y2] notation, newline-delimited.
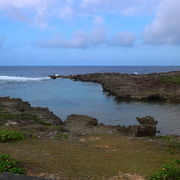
[0, 66, 179, 135]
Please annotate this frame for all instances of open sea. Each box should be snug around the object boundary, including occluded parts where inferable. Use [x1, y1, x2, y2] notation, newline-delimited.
[0, 66, 180, 135]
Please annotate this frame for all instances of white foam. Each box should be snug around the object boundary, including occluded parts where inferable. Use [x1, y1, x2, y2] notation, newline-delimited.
[0, 76, 50, 82]
[133, 72, 138, 75]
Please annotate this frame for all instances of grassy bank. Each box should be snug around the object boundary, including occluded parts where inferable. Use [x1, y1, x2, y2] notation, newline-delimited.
[0, 134, 179, 180]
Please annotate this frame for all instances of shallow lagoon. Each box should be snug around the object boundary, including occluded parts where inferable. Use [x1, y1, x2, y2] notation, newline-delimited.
[0, 78, 179, 135]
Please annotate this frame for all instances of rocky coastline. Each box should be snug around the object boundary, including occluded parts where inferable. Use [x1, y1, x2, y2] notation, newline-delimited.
[50, 71, 180, 102]
[1, 72, 180, 179]
[0, 97, 158, 138]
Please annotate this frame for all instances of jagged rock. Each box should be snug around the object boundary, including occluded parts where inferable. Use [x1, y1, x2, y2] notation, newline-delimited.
[136, 116, 158, 125]
[135, 116, 158, 137]
[116, 116, 158, 137]
[0, 97, 63, 126]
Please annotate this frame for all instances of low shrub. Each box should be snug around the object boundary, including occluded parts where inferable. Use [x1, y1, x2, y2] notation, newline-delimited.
[0, 130, 24, 143]
[0, 154, 24, 174]
[161, 77, 180, 84]
[149, 160, 180, 180]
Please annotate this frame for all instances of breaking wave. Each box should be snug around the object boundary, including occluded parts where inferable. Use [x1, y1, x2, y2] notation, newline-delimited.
[0, 76, 50, 83]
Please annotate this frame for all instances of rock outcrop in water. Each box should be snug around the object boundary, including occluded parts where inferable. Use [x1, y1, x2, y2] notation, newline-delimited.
[52, 71, 180, 102]
[135, 116, 158, 137]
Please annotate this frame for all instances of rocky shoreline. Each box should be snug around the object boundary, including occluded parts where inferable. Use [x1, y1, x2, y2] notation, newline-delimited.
[0, 97, 179, 180]
[50, 71, 180, 102]
[0, 97, 158, 138]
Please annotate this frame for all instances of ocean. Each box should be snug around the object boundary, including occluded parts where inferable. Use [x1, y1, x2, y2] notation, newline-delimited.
[0, 66, 180, 135]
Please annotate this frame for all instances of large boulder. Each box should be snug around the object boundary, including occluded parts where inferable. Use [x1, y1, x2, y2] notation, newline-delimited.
[64, 114, 99, 134]
[65, 114, 98, 127]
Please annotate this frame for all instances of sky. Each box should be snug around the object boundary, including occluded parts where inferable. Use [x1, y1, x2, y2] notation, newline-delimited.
[0, 0, 180, 66]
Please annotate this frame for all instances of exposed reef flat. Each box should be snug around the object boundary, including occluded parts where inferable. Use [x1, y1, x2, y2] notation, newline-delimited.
[50, 71, 180, 102]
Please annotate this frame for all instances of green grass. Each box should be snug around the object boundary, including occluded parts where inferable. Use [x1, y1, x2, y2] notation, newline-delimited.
[0, 154, 25, 174]
[161, 76, 180, 84]
[154, 136, 177, 141]
[0, 134, 179, 179]
[168, 142, 180, 150]
[0, 129, 25, 143]
[149, 160, 180, 180]
[153, 136, 180, 154]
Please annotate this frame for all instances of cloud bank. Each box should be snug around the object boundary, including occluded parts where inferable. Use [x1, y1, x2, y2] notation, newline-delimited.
[143, 0, 180, 45]
[1, 0, 180, 47]
[0, 0, 159, 23]
[37, 30, 136, 49]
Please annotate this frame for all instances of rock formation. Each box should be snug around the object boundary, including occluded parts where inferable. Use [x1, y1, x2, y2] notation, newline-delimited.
[0, 97, 63, 126]
[52, 71, 180, 102]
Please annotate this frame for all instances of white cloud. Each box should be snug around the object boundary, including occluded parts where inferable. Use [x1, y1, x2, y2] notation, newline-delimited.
[0, 0, 58, 28]
[37, 30, 89, 48]
[80, 0, 159, 15]
[93, 16, 105, 27]
[36, 29, 136, 49]
[143, 0, 180, 44]
[111, 32, 136, 47]
[89, 28, 107, 46]
[36, 14, 136, 48]
[0, 0, 159, 24]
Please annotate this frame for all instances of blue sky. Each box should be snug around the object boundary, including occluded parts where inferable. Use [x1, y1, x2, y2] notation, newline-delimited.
[0, 0, 180, 66]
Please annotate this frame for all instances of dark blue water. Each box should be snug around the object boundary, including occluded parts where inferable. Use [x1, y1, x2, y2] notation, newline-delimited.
[0, 66, 180, 135]
[0, 66, 180, 77]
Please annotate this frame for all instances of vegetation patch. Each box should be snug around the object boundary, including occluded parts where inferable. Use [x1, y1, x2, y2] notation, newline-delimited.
[0, 154, 25, 174]
[154, 136, 177, 141]
[0, 111, 50, 126]
[168, 142, 180, 150]
[149, 160, 180, 180]
[0, 130, 25, 143]
[161, 76, 180, 84]
[54, 133, 69, 140]
[154, 136, 180, 153]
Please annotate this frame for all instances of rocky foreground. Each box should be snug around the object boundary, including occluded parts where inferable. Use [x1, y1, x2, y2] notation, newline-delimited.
[0, 97, 158, 138]
[50, 71, 180, 102]
[0, 97, 179, 180]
